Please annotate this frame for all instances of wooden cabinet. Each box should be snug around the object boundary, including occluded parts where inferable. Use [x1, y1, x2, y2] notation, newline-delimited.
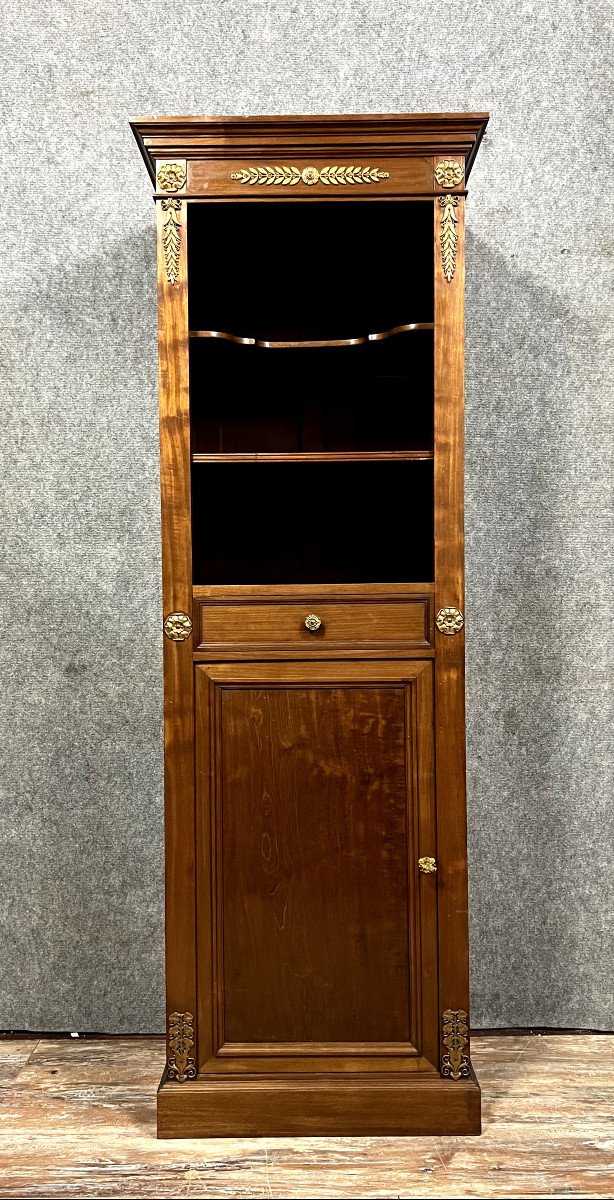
[131, 112, 488, 1137]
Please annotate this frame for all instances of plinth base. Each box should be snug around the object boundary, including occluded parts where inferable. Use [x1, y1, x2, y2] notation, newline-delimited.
[157, 1069, 481, 1138]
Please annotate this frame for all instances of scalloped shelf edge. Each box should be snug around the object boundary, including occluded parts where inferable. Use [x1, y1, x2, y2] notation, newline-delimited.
[188, 322, 434, 349]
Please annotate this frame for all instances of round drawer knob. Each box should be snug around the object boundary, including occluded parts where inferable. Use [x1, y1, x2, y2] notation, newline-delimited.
[304, 614, 322, 632]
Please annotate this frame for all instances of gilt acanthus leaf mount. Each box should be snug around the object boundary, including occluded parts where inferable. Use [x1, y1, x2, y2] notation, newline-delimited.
[230, 164, 390, 187]
[160, 199, 182, 286]
[438, 195, 459, 282]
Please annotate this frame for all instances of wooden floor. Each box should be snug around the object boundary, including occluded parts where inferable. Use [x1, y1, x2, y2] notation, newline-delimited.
[0, 1035, 612, 1198]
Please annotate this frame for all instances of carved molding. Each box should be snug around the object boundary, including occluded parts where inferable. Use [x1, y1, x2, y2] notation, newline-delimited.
[441, 1009, 471, 1080]
[157, 162, 187, 193]
[434, 158, 464, 189]
[166, 1011, 196, 1083]
[160, 199, 182, 286]
[438, 196, 459, 282]
[230, 164, 390, 187]
[163, 611, 192, 641]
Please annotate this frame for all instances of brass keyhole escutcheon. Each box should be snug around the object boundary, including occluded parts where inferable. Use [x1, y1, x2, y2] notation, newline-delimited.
[304, 614, 322, 632]
[418, 857, 437, 874]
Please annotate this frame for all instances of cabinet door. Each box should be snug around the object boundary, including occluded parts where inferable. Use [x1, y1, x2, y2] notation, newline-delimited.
[195, 660, 438, 1075]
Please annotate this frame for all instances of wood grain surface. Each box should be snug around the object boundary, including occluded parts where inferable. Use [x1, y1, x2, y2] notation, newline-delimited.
[194, 660, 438, 1081]
[221, 684, 411, 1046]
[194, 592, 434, 654]
[186, 155, 434, 198]
[0, 1035, 612, 1197]
[131, 112, 489, 184]
[156, 197, 197, 1054]
[434, 195, 471, 1049]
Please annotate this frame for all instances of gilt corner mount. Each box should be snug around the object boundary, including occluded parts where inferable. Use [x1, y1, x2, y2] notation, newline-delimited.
[441, 1009, 471, 1081]
[166, 1012, 196, 1083]
[157, 162, 187, 192]
[434, 158, 464, 189]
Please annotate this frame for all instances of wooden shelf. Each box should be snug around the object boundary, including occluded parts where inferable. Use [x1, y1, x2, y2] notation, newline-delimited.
[192, 451, 434, 463]
[188, 322, 434, 349]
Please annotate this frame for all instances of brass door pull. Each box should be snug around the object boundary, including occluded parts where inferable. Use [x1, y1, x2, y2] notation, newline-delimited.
[304, 614, 322, 632]
[418, 857, 437, 874]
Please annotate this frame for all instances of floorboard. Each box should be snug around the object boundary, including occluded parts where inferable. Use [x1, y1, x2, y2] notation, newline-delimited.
[0, 1034, 612, 1198]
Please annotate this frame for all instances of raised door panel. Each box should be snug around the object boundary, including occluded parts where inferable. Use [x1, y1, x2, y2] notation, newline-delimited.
[223, 684, 409, 1046]
[195, 660, 438, 1075]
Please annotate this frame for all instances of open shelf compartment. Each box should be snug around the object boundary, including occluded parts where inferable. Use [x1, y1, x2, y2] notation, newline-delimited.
[188, 200, 434, 339]
[190, 330, 433, 456]
[192, 461, 434, 585]
[188, 198, 435, 586]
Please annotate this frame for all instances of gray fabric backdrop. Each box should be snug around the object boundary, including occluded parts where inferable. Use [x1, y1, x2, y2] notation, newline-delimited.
[1, 0, 612, 1033]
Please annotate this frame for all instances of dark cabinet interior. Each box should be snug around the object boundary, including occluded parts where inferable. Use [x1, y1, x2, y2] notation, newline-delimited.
[192, 460, 434, 584]
[188, 201, 435, 588]
[187, 200, 434, 339]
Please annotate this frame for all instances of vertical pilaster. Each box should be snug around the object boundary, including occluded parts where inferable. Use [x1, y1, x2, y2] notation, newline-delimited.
[156, 194, 196, 1073]
[433, 179, 472, 1072]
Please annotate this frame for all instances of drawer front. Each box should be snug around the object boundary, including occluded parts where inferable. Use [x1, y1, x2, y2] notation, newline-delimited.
[195, 593, 434, 652]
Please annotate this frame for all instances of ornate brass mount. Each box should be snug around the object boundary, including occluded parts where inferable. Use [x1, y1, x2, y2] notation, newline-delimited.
[160, 198, 182, 286]
[304, 614, 322, 632]
[230, 164, 389, 187]
[438, 195, 459, 283]
[441, 1009, 471, 1080]
[166, 1011, 196, 1083]
[418, 856, 437, 874]
[163, 611, 192, 641]
[436, 606, 464, 635]
[157, 162, 186, 192]
[434, 158, 464, 189]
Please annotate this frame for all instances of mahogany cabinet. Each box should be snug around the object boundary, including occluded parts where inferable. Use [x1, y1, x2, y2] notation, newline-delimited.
[131, 112, 488, 1137]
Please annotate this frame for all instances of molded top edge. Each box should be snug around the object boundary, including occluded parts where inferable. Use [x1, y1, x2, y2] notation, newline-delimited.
[131, 112, 489, 124]
[130, 112, 489, 184]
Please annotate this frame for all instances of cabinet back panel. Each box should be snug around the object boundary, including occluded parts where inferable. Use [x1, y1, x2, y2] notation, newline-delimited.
[192, 462, 434, 584]
[220, 684, 411, 1044]
[188, 201, 433, 339]
[190, 334, 433, 455]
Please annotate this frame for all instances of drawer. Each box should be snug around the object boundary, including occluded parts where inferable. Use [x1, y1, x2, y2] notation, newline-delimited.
[194, 588, 434, 653]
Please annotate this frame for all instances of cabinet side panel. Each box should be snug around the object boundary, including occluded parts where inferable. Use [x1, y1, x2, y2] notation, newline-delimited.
[156, 199, 196, 1050]
[434, 196, 470, 1046]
